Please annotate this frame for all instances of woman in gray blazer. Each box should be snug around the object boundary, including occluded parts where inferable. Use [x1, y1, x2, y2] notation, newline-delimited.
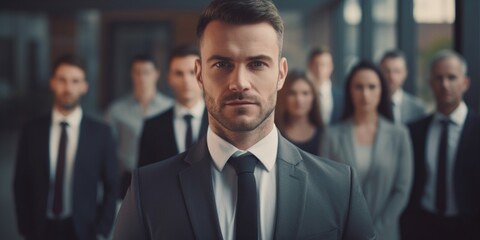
[320, 60, 413, 240]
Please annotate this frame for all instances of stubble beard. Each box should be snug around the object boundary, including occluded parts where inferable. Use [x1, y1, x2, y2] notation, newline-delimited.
[56, 93, 81, 112]
[204, 90, 277, 133]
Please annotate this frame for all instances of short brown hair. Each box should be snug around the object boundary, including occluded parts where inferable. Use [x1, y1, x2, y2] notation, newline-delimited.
[196, 0, 284, 50]
[168, 44, 200, 68]
[52, 54, 86, 78]
[307, 47, 331, 65]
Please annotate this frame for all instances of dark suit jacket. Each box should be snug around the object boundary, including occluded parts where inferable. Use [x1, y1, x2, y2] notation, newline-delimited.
[402, 110, 480, 217]
[114, 134, 376, 240]
[13, 114, 118, 240]
[137, 107, 208, 167]
[331, 85, 345, 124]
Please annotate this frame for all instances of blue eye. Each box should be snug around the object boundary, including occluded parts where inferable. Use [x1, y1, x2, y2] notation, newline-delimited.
[214, 61, 232, 68]
[249, 61, 267, 68]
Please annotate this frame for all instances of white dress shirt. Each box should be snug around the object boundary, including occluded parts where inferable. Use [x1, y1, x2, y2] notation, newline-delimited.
[391, 89, 404, 123]
[173, 100, 205, 153]
[208, 127, 278, 240]
[318, 80, 333, 125]
[47, 106, 82, 219]
[422, 102, 467, 216]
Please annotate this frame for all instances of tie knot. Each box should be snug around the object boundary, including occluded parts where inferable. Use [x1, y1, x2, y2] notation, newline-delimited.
[60, 121, 69, 128]
[184, 114, 193, 122]
[229, 153, 258, 174]
[439, 118, 451, 126]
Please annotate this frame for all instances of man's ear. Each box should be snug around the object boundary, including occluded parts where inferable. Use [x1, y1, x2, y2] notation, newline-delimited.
[277, 57, 288, 91]
[195, 58, 203, 88]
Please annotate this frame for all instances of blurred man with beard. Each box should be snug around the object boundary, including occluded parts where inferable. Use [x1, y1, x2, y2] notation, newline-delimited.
[137, 44, 207, 168]
[379, 50, 426, 124]
[14, 54, 118, 240]
[401, 50, 480, 239]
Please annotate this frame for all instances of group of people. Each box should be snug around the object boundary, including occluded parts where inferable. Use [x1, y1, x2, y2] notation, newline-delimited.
[275, 46, 479, 239]
[13, 0, 480, 239]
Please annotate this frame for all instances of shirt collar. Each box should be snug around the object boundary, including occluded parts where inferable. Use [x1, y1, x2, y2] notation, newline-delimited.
[207, 126, 278, 173]
[318, 79, 332, 96]
[392, 89, 404, 106]
[433, 101, 468, 126]
[174, 100, 205, 119]
[51, 106, 83, 128]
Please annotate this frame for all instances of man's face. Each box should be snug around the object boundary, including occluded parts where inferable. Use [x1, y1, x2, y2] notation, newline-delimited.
[168, 55, 202, 105]
[50, 63, 88, 111]
[309, 53, 333, 82]
[131, 61, 159, 94]
[380, 57, 407, 95]
[430, 57, 469, 111]
[196, 21, 288, 133]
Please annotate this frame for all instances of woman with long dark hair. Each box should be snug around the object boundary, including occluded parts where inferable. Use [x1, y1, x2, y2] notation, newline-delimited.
[320, 60, 413, 240]
[275, 70, 323, 154]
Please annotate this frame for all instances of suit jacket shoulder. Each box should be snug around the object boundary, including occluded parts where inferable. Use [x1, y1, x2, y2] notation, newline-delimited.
[138, 107, 177, 167]
[115, 135, 376, 240]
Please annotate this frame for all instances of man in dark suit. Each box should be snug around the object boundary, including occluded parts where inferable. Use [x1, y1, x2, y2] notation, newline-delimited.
[137, 44, 207, 167]
[113, 0, 375, 239]
[307, 47, 344, 125]
[380, 50, 427, 124]
[13, 55, 118, 240]
[401, 50, 480, 239]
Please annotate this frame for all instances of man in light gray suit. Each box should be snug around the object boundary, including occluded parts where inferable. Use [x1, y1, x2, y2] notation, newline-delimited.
[113, 0, 376, 239]
[380, 50, 427, 124]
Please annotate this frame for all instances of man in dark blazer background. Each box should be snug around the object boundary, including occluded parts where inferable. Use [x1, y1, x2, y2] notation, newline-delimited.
[13, 55, 118, 240]
[137, 44, 207, 167]
[401, 50, 480, 239]
[114, 1, 375, 239]
[380, 50, 427, 124]
[307, 48, 344, 125]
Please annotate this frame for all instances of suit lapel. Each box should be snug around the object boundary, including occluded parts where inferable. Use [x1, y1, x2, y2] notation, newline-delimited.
[273, 135, 307, 239]
[453, 111, 477, 190]
[165, 109, 179, 154]
[178, 138, 222, 240]
[41, 116, 52, 185]
[342, 120, 358, 169]
[454, 111, 475, 164]
[199, 108, 209, 137]
[409, 115, 432, 205]
[74, 117, 86, 165]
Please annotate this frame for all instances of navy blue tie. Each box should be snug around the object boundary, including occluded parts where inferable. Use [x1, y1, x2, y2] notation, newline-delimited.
[229, 153, 258, 239]
[53, 121, 68, 217]
[184, 114, 193, 149]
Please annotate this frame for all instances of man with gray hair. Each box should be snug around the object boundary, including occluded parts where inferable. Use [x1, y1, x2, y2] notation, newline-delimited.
[401, 50, 480, 239]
